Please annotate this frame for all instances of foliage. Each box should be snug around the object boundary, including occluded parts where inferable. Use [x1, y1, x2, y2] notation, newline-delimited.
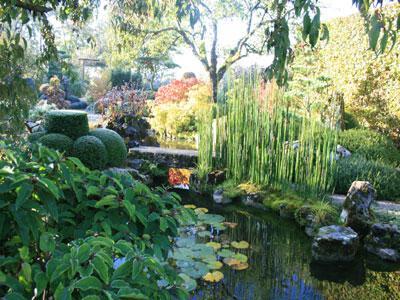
[45, 110, 89, 140]
[291, 5, 400, 145]
[28, 102, 57, 123]
[72, 136, 108, 170]
[335, 155, 400, 201]
[89, 128, 127, 168]
[88, 70, 111, 101]
[0, 141, 192, 299]
[38, 133, 73, 155]
[338, 129, 400, 167]
[39, 76, 69, 109]
[155, 78, 199, 103]
[111, 68, 142, 89]
[199, 72, 338, 198]
[28, 131, 47, 143]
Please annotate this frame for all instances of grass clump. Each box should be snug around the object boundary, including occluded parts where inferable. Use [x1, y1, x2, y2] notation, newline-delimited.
[217, 179, 244, 199]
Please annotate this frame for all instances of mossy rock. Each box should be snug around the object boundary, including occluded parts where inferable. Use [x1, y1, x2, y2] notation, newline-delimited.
[28, 131, 47, 143]
[72, 136, 107, 170]
[38, 133, 73, 154]
[89, 128, 127, 167]
[45, 110, 89, 140]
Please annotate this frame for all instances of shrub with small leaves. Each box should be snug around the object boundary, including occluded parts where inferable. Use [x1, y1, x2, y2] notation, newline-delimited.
[38, 133, 73, 155]
[72, 135, 107, 169]
[45, 110, 89, 140]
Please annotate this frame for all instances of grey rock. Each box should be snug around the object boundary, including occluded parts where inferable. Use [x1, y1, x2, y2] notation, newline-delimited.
[336, 145, 351, 159]
[364, 223, 400, 262]
[340, 181, 375, 236]
[128, 158, 145, 170]
[213, 189, 232, 205]
[312, 225, 359, 263]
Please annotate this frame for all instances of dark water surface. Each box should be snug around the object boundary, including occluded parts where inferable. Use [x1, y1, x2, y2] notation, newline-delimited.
[179, 192, 400, 300]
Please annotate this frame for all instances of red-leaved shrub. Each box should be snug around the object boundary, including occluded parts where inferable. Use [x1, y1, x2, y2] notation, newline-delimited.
[155, 78, 199, 103]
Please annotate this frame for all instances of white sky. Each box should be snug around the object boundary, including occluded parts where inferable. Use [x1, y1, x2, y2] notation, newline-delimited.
[173, 0, 359, 79]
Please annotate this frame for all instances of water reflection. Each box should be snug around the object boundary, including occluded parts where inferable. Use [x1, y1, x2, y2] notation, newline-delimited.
[181, 194, 400, 300]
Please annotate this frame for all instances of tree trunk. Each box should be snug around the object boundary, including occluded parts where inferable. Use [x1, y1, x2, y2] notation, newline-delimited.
[210, 21, 218, 103]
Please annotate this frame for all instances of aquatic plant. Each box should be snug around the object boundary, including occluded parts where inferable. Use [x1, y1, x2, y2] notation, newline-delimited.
[198, 72, 338, 198]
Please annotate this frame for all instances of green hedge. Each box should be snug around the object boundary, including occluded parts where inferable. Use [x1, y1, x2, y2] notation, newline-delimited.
[45, 110, 89, 140]
[338, 129, 400, 167]
[72, 136, 107, 169]
[28, 131, 47, 143]
[38, 133, 73, 155]
[335, 155, 400, 201]
[89, 128, 127, 167]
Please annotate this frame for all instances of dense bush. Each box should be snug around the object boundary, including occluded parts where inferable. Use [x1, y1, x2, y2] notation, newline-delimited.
[38, 133, 73, 155]
[72, 136, 108, 169]
[335, 155, 400, 201]
[111, 68, 142, 88]
[45, 110, 89, 140]
[155, 78, 199, 103]
[338, 129, 400, 167]
[0, 141, 191, 299]
[89, 128, 127, 167]
[28, 131, 47, 143]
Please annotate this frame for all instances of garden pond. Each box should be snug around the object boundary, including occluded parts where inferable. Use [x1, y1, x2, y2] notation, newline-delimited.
[176, 191, 400, 300]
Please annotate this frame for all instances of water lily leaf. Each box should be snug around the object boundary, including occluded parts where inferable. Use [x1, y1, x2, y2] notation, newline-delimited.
[231, 262, 249, 271]
[217, 249, 235, 258]
[194, 207, 208, 214]
[197, 231, 211, 238]
[233, 253, 248, 263]
[197, 214, 225, 226]
[202, 271, 224, 283]
[184, 204, 196, 209]
[222, 222, 238, 228]
[206, 242, 221, 251]
[179, 273, 197, 292]
[180, 261, 209, 279]
[207, 261, 223, 270]
[223, 257, 241, 267]
[231, 241, 249, 249]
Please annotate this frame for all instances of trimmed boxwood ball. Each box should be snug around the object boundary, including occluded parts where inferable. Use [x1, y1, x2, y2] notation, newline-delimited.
[72, 136, 107, 170]
[38, 133, 73, 154]
[45, 110, 89, 140]
[89, 128, 127, 167]
[28, 131, 47, 143]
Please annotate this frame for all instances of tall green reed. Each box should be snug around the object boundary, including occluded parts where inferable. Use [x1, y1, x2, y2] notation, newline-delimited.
[197, 71, 338, 198]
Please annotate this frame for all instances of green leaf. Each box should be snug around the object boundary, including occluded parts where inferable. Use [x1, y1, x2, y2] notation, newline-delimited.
[123, 199, 136, 222]
[74, 276, 103, 291]
[91, 256, 109, 284]
[54, 283, 71, 300]
[34, 272, 48, 296]
[15, 183, 33, 210]
[369, 14, 381, 51]
[77, 243, 91, 263]
[112, 260, 131, 280]
[159, 217, 168, 232]
[117, 288, 149, 299]
[95, 195, 118, 208]
[38, 178, 61, 199]
[131, 261, 142, 281]
[87, 185, 101, 197]
[40, 232, 56, 253]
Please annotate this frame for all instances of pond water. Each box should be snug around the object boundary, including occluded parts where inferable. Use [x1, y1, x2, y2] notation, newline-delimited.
[179, 192, 400, 300]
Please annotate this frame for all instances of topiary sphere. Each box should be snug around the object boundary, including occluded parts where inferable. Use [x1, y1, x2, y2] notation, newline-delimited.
[72, 136, 107, 170]
[28, 131, 47, 143]
[45, 110, 89, 140]
[89, 128, 127, 167]
[38, 133, 73, 154]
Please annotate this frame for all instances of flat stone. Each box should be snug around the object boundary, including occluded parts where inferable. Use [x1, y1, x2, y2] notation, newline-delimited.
[213, 189, 232, 205]
[365, 223, 400, 262]
[312, 225, 359, 263]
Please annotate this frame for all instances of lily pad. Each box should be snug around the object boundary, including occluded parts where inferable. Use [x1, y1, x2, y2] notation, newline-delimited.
[202, 271, 224, 283]
[231, 262, 249, 271]
[223, 257, 241, 267]
[217, 249, 235, 258]
[206, 242, 221, 251]
[194, 207, 208, 214]
[197, 231, 211, 238]
[184, 204, 196, 209]
[233, 253, 248, 263]
[179, 273, 197, 292]
[207, 261, 223, 270]
[231, 241, 249, 249]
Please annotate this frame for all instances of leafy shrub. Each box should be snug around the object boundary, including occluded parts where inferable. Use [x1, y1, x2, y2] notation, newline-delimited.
[0, 141, 191, 299]
[338, 129, 400, 167]
[45, 110, 89, 140]
[89, 128, 127, 167]
[335, 155, 400, 201]
[111, 68, 142, 88]
[28, 103, 57, 123]
[39, 76, 69, 109]
[72, 136, 108, 169]
[38, 133, 73, 154]
[28, 131, 47, 143]
[155, 78, 199, 103]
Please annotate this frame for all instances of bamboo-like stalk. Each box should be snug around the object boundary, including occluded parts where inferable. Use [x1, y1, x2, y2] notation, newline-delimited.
[197, 71, 338, 198]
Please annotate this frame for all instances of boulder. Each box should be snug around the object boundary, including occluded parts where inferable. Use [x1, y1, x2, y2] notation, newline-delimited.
[207, 170, 226, 185]
[336, 145, 351, 159]
[340, 181, 375, 236]
[364, 223, 400, 262]
[213, 189, 232, 205]
[312, 225, 359, 263]
[241, 193, 265, 210]
[69, 101, 88, 110]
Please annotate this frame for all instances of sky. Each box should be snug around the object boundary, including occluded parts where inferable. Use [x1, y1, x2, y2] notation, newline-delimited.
[172, 0, 359, 79]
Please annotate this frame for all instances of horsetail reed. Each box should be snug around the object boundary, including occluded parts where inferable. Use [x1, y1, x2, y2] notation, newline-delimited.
[197, 71, 338, 198]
